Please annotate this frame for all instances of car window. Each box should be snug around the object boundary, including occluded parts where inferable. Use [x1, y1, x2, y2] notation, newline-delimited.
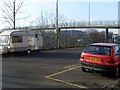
[114, 46, 119, 56]
[84, 45, 111, 56]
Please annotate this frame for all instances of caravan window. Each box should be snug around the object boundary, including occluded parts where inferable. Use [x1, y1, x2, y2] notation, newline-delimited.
[12, 36, 22, 43]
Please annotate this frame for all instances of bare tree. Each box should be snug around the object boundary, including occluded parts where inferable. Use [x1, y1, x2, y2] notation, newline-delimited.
[1, 0, 29, 29]
[35, 10, 67, 28]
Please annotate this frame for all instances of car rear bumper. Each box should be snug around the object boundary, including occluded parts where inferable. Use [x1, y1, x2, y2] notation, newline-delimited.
[80, 61, 116, 72]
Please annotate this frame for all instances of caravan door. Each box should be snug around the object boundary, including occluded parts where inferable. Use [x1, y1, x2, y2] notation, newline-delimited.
[34, 32, 43, 50]
[28, 36, 35, 50]
[34, 33, 40, 50]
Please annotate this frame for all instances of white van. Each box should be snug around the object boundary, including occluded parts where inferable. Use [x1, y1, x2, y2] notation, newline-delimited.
[0, 29, 43, 55]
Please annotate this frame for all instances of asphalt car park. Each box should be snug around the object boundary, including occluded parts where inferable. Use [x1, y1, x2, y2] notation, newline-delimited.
[2, 47, 120, 89]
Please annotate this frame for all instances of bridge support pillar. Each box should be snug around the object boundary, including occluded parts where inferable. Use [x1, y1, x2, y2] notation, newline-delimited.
[105, 28, 109, 43]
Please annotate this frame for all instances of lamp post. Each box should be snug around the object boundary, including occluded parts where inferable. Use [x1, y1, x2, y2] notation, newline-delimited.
[56, 0, 60, 49]
[88, 0, 90, 26]
[13, 0, 16, 30]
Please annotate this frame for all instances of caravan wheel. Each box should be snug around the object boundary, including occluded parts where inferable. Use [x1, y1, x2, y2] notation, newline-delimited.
[27, 49, 31, 55]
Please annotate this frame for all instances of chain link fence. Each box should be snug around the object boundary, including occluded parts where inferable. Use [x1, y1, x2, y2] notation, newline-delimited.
[41, 29, 112, 50]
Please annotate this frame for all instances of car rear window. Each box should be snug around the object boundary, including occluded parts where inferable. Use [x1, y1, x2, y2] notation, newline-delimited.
[84, 45, 111, 56]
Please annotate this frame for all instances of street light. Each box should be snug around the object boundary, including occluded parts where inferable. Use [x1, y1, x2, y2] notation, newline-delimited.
[13, 0, 16, 30]
[88, 0, 90, 25]
[56, 0, 58, 28]
[56, 0, 60, 49]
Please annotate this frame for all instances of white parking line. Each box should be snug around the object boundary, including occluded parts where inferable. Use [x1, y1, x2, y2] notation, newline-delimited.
[45, 64, 87, 88]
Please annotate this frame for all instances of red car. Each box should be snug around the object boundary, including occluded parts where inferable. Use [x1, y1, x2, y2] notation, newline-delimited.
[80, 43, 120, 77]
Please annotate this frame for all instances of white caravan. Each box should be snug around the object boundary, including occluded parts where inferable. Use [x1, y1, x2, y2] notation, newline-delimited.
[0, 29, 43, 54]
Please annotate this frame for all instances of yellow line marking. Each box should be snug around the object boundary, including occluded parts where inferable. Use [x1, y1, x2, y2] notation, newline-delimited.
[47, 65, 80, 77]
[45, 64, 87, 89]
[46, 76, 86, 88]
[64, 63, 80, 69]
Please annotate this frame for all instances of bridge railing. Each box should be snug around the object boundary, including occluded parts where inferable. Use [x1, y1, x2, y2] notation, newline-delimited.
[58, 20, 118, 27]
[42, 20, 119, 28]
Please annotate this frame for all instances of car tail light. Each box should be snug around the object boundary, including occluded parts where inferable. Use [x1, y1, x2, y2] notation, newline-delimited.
[107, 58, 114, 64]
[80, 53, 84, 61]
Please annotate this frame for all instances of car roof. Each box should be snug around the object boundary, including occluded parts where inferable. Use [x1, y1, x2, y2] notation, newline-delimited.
[90, 43, 119, 47]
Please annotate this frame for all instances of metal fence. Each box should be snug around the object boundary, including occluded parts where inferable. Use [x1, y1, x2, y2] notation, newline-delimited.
[41, 29, 112, 50]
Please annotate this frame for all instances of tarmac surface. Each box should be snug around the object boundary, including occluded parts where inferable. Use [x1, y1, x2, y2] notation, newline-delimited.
[2, 47, 120, 89]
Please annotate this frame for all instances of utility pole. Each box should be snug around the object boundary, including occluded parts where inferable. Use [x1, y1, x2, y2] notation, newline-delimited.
[89, 0, 90, 26]
[87, 0, 91, 44]
[56, 0, 60, 49]
[13, 0, 16, 30]
[41, 9, 44, 27]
